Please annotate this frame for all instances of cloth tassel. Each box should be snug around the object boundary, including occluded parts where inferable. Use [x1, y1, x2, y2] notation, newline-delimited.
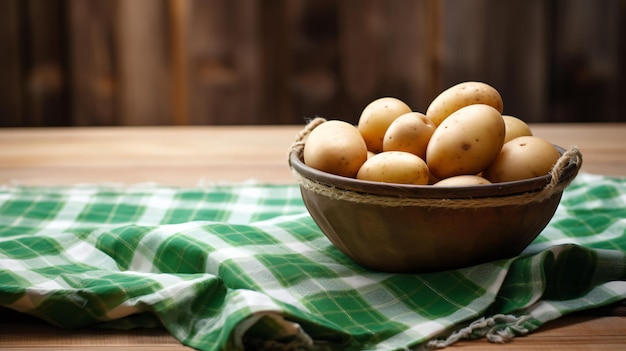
[423, 314, 532, 349]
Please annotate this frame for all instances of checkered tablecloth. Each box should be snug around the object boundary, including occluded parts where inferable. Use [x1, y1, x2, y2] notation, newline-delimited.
[0, 173, 625, 350]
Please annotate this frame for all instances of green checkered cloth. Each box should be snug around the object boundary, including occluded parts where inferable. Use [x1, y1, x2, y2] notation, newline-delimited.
[0, 173, 625, 350]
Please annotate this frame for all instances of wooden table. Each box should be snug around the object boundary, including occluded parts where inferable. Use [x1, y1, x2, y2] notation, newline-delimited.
[0, 123, 625, 350]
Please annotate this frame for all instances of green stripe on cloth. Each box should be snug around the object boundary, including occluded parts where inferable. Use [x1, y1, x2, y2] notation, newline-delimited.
[0, 174, 625, 350]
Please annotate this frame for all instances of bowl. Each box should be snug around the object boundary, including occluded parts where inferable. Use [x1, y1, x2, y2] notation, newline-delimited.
[288, 124, 583, 273]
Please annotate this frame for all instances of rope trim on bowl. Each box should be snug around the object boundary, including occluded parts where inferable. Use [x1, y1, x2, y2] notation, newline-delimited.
[289, 117, 583, 209]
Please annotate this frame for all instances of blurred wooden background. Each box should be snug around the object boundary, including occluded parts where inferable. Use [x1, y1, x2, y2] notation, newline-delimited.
[0, 0, 624, 126]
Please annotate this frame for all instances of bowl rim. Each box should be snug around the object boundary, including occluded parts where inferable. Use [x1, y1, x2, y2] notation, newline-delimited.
[289, 145, 582, 199]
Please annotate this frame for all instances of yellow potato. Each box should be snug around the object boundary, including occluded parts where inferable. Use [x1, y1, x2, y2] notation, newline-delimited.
[356, 151, 429, 185]
[358, 97, 412, 153]
[503, 115, 533, 143]
[433, 175, 492, 186]
[426, 104, 505, 179]
[383, 112, 436, 160]
[483, 136, 561, 182]
[426, 81, 503, 127]
[303, 120, 368, 178]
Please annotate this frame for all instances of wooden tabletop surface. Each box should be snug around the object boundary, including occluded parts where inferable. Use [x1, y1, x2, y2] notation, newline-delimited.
[0, 123, 625, 350]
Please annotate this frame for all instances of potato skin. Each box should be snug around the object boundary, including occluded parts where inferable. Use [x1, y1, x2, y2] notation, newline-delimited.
[433, 175, 492, 186]
[503, 115, 533, 143]
[426, 81, 503, 127]
[426, 104, 505, 179]
[356, 151, 429, 185]
[483, 136, 560, 182]
[303, 120, 368, 178]
[358, 97, 412, 153]
[383, 112, 436, 160]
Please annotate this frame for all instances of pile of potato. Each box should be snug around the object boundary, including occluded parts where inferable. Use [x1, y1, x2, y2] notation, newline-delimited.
[303, 81, 561, 186]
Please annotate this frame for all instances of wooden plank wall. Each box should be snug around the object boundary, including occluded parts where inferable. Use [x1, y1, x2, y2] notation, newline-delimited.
[0, 0, 624, 126]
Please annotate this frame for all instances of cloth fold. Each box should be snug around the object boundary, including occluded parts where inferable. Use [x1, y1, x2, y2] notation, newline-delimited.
[0, 173, 625, 350]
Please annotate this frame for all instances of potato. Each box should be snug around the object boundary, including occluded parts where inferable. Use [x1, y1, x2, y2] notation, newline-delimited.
[483, 136, 560, 182]
[426, 104, 505, 179]
[303, 120, 368, 178]
[358, 97, 412, 153]
[433, 175, 492, 186]
[503, 115, 533, 143]
[356, 151, 429, 185]
[426, 81, 504, 127]
[383, 112, 436, 160]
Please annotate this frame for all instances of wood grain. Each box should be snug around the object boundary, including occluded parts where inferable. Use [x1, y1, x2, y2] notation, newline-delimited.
[1, 1, 624, 126]
[0, 125, 299, 186]
[0, 320, 191, 350]
[187, 0, 263, 125]
[67, 0, 118, 126]
[0, 0, 22, 126]
[2, 316, 625, 350]
[20, 0, 70, 126]
[339, 0, 442, 124]
[116, 0, 172, 125]
[0, 123, 623, 187]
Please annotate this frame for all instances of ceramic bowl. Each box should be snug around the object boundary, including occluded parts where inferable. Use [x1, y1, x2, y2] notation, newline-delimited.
[289, 142, 582, 273]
